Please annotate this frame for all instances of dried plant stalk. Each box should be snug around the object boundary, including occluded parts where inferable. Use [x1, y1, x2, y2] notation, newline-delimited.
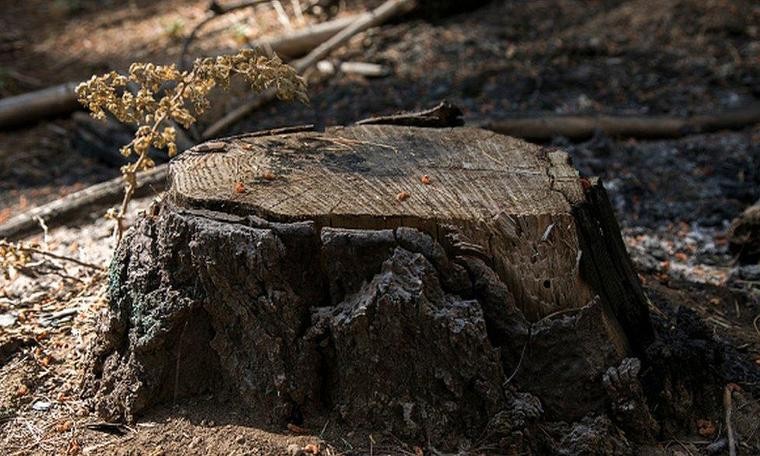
[76, 49, 307, 239]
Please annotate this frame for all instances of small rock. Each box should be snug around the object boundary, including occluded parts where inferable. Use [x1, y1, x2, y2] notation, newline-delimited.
[32, 401, 51, 411]
[0, 313, 17, 327]
[286, 443, 303, 456]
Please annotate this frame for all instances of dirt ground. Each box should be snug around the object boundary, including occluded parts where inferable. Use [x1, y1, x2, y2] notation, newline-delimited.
[1, 0, 759, 454]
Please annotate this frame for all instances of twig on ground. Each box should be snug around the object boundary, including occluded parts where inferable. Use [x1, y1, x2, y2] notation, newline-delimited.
[272, 0, 293, 29]
[0, 164, 169, 241]
[724, 383, 739, 456]
[33, 216, 49, 246]
[38, 307, 81, 327]
[290, 0, 305, 24]
[1, 240, 103, 271]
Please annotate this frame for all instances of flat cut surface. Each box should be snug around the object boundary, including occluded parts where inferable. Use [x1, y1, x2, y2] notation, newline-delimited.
[170, 125, 585, 223]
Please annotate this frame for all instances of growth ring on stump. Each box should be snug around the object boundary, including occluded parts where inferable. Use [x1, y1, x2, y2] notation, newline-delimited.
[85, 125, 653, 448]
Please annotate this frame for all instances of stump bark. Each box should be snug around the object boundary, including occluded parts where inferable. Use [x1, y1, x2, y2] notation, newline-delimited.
[84, 125, 654, 448]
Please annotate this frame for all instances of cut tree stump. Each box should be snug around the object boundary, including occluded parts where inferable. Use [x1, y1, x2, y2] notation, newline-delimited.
[83, 125, 654, 448]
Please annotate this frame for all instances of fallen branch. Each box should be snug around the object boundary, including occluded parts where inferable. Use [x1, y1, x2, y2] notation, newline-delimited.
[0, 240, 103, 271]
[0, 165, 169, 241]
[202, 0, 417, 139]
[38, 307, 82, 327]
[724, 383, 738, 456]
[0, 82, 80, 129]
[482, 103, 760, 141]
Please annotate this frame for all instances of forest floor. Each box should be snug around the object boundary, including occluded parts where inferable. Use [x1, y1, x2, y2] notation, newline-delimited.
[1, 0, 759, 454]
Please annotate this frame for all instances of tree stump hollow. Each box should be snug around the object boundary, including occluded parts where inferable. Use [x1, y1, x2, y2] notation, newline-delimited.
[85, 125, 653, 447]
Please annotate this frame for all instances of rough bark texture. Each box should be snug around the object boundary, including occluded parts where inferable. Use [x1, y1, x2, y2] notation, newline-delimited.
[84, 125, 663, 451]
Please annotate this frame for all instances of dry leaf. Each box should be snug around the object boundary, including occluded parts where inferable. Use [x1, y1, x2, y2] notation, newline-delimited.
[16, 384, 29, 397]
[262, 170, 276, 180]
[55, 420, 73, 433]
[66, 438, 81, 455]
[396, 191, 411, 202]
[234, 181, 246, 194]
[303, 443, 320, 454]
[420, 175, 431, 185]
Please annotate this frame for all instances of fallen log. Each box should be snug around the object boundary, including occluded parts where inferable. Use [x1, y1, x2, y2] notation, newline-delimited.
[0, 82, 80, 129]
[83, 124, 654, 451]
[482, 103, 760, 141]
[202, 0, 417, 139]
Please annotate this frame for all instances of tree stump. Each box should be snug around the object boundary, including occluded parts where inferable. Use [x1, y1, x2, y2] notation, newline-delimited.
[84, 125, 653, 448]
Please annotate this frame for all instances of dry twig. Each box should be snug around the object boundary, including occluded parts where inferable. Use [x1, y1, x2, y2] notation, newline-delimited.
[724, 383, 739, 456]
[0, 240, 102, 272]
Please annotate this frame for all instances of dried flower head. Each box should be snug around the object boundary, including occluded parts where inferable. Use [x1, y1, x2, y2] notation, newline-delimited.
[0, 240, 32, 280]
[75, 49, 308, 239]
